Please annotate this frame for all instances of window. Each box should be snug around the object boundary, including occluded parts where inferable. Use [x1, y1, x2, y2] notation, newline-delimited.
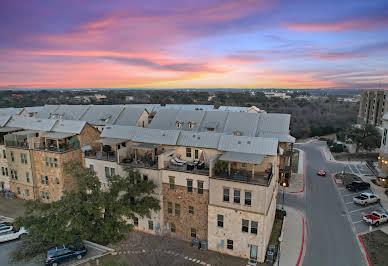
[105, 167, 110, 177]
[234, 190, 241, 204]
[227, 239, 233, 250]
[176, 121, 182, 128]
[46, 192, 50, 200]
[223, 188, 230, 202]
[148, 220, 153, 230]
[41, 175, 44, 184]
[21, 153, 27, 164]
[54, 158, 58, 168]
[245, 191, 252, 206]
[2, 150, 6, 159]
[384, 129, 387, 145]
[17, 187, 20, 194]
[45, 176, 49, 185]
[25, 189, 30, 197]
[241, 163, 246, 168]
[45, 157, 49, 166]
[26, 172, 30, 183]
[197, 181, 204, 194]
[169, 176, 175, 189]
[186, 148, 192, 157]
[110, 168, 115, 176]
[168, 202, 173, 214]
[10, 152, 14, 162]
[190, 228, 197, 238]
[41, 191, 45, 199]
[50, 157, 53, 167]
[1, 167, 5, 176]
[56, 178, 60, 185]
[134, 217, 138, 227]
[89, 164, 94, 171]
[5, 168, 7, 176]
[188, 122, 195, 128]
[187, 179, 193, 193]
[143, 175, 148, 181]
[171, 223, 176, 233]
[242, 219, 249, 233]
[14, 170, 17, 179]
[194, 149, 199, 159]
[189, 206, 194, 215]
[175, 203, 180, 216]
[217, 214, 224, 228]
[251, 221, 258, 235]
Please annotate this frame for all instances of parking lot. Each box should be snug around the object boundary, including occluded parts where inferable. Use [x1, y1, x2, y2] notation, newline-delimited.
[0, 239, 107, 266]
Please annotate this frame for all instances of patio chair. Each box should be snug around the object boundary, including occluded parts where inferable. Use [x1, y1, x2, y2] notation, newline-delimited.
[171, 158, 184, 166]
[173, 157, 187, 164]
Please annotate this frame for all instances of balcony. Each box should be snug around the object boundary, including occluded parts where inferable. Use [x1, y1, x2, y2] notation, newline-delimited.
[85, 150, 117, 162]
[5, 140, 29, 149]
[214, 170, 273, 186]
[120, 156, 158, 169]
[34, 143, 78, 154]
[164, 159, 210, 175]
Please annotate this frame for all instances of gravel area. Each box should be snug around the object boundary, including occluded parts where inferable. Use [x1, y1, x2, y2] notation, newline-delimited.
[360, 230, 388, 266]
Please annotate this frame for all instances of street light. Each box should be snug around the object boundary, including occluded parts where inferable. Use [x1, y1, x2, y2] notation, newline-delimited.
[281, 181, 287, 211]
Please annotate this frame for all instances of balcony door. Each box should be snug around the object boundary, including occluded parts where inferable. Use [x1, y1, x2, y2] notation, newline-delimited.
[250, 244, 258, 261]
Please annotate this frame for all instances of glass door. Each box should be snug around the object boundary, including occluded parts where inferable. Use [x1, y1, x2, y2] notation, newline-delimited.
[250, 245, 258, 260]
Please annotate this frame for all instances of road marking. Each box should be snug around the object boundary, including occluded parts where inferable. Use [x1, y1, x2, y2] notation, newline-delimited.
[343, 193, 358, 197]
[353, 220, 363, 224]
[349, 206, 375, 213]
[346, 201, 354, 205]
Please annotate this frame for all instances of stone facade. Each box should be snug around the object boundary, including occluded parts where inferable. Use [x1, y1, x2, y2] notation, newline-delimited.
[6, 147, 35, 200]
[32, 149, 82, 202]
[0, 144, 10, 190]
[77, 123, 101, 148]
[136, 110, 149, 128]
[162, 177, 209, 242]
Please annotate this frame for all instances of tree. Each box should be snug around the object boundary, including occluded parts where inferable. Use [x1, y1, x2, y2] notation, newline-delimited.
[343, 124, 381, 152]
[12, 163, 160, 261]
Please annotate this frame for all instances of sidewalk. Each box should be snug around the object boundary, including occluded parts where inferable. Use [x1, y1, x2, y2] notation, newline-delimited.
[321, 146, 364, 165]
[286, 148, 304, 193]
[360, 174, 388, 214]
[276, 207, 305, 266]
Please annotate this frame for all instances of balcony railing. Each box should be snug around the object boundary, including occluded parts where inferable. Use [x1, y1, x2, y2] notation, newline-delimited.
[85, 150, 117, 162]
[213, 170, 273, 186]
[5, 140, 29, 149]
[120, 157, 158, 169]
[34, 143, 78, 153]
[164, 160, 209, 176]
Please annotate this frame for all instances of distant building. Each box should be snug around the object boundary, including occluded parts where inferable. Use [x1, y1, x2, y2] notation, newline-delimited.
[125, 96, 134, 102]
[263, 92, 291, 99]
[357, 89, 388, 126]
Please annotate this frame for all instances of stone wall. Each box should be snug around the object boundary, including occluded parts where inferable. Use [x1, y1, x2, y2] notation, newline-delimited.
[0, 144, 10, 190]
[162, 183, 208, 242]
[77, 123, 101, 149]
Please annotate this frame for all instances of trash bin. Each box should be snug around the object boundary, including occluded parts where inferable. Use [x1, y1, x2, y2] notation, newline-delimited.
[200, 240, 208, 250]
[193, 238, 200, 248]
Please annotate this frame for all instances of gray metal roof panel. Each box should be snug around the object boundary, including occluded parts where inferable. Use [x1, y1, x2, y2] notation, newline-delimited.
[177, 131, 221, 149]
[125, 104, 161, 113]
[165, 104, 214, 110]
[35, 105, 60, 119]
[148, 109, 180, 130]
[218, 106, 250, 112]
[79, 105, 125, 125]
[6, 117, 57, 131]
[0, 115, 11, 127]
[256, 113, 291, 136]
[219, 152, 264, 164]
[114, 107, 145, 126]
[218, 135, 278, 155]
[24, 106, 43, 113]
[198, 111, 229, 132]
[0, 108, 23, 116]
[0, 127, 21, 133]
[222, 112, 260, 137]
[132, 128, 180, 145]
[49, 105, 91, 120]
[41, 132, 76, 139]
[51, 120, 86, 134]
[101, 125, 141, 140]
[95, 138, 127, 145]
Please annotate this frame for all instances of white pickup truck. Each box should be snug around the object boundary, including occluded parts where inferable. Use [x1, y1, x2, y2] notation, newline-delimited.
[0, 226, 27, 243]
[353, 192, 380, 206]
[363, 211, 388, 226]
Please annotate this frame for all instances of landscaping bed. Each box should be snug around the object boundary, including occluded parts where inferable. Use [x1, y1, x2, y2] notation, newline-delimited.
[332, 152, 378, 162]
[360, 230, 388, 266]
[267, 209, 286, 263]
[335, 173, 361, 186]
[291, 150, 299, 173]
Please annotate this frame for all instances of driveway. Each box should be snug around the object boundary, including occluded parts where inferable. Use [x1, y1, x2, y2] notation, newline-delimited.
[293, 141, 365, 266]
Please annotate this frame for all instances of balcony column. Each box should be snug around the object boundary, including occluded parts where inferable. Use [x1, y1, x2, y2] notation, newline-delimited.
[228, 161, 231, 175]
[57, 139, 59, 150]
[135, 149, 137, 161]
[252, 164, 255, 178]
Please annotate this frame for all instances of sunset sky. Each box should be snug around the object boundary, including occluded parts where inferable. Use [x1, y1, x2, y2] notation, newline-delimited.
[1, 0, 387, 89]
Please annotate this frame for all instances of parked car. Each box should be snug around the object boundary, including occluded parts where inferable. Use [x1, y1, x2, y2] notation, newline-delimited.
[0, 224, 13, 234]
[317, 170, 326, 176]
[0, 226, 27, 243]
[346, 181, 370, 192]
[363, 211, 388, 226]
[353, 192, 380, 206]
[45, 244, 87, 266]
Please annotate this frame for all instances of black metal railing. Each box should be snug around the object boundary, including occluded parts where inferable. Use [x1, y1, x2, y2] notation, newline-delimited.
[120, 157, 158, 169]
[34, 143, 78, 153]
[5, 140, 29, 149]
[85, 150, 117, 161]
[214, 171, 273, 186]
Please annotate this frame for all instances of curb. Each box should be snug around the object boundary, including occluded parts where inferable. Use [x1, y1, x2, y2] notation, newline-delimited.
[289, 149, 305, 194]
[296, 214, 305, 266]
[320, 147, 343, 165]
[357, 234, 372, 266]
[331, 173, 341, 187]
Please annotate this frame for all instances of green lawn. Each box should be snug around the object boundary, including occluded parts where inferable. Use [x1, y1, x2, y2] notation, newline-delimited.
[291, 150, 300, 173]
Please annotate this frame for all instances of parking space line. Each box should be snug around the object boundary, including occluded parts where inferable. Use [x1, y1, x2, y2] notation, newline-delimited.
[353, 220, 363, 224]
[345, 201, 354, 205]
[349, 206, 375, 213]
[343, 193, 358, 197]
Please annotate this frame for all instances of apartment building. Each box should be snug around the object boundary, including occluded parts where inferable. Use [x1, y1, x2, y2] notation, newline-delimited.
[31, 120, 100, 202]
[357, 89, 388, 126]
[84, 111, 293, 263]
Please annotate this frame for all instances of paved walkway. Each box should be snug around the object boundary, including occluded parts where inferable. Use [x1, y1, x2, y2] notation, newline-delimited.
[361, 175, 388, 214]
[276, 207, 305, 266]
[286, 148, 304, 193]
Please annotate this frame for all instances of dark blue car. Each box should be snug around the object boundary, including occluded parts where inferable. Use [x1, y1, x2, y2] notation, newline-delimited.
[45, 244, 87, 266]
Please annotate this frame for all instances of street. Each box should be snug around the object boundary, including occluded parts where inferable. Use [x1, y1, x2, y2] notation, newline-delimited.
[284, 141, 365, 266]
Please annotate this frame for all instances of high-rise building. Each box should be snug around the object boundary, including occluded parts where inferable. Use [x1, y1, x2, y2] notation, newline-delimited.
[357, 89, 388, 126]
